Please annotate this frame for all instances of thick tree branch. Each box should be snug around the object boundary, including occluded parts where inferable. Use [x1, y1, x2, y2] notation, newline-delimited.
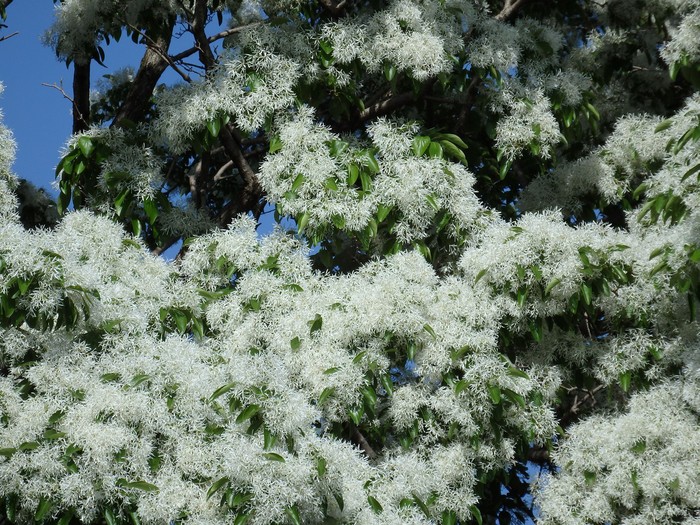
[218, 126, 262, 223]
[358, 91, 415, 122]
[349, 424, 378, 460]
[191, 0, 217, 71]
[125, 21, 191, 83]
[113, 18, 176, 127]
[72, 60, 91, 133]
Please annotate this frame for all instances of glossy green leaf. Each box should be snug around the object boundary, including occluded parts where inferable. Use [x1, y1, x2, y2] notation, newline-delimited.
[207, 477, 230, 500]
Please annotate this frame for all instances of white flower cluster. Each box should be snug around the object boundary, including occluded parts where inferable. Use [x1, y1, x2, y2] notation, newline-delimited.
[494, 87, 561, 160]
[45, 0, 178, 60]
[661, 7, 700, 67]
[0, 208, 562, 524]
[0, 83, 18, 223]
[151, 49, 301, 153]
[520, 113, 667, 214]
[320, 0, 469, 81]
[260, 110, 484, 243]
[536, 379, 700, 525]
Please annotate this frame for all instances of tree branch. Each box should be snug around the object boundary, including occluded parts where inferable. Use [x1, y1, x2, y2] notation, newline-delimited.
[125, 21, 191, 83]
[113, 17, 176, 127]
[72, 60, 91, 133]
[0, 31, 18, 43]
[357, 91, 416, 123]
[169, 21, 266, 63]
[218, 126, 262, 223]
[495, 0, 531, 21]
[349, 423, 377, 460]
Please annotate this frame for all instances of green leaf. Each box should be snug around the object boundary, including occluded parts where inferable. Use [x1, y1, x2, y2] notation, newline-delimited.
[435, 133, 468, 149]
[584, 470, 597, 485]
[507, 366, 530, 380]
[116, 479, 159, 492]
[681, 162, 700, 182]
[207, 117, 222, 138]
[143, 199, 158, 224]
[78, 136, 95, 158]
[262, 452, 285, 462]
[316, 456, 327, 477]
[43, 429, 67, 440]
[503, 388, 526, 408]
[324, 177, 339, 191]
[233, 513, 250, 525]
[309, 314, 323, 334]
[383, 62, 396, 82]
[428, 141, 443, 158]
[455, 379, 471, 395]
[426, 194, 440, 211]
[439, 140, 466, 162]
[442, 510, 457, 525]
[619, 370, 631, 392]
[631, 440, 646, 454]
[0, 448, 17, 458]
[367, 495, 383, 514]
[412, 136, 431, 157]
[269, 135, 283, 153]
[290, 336, 301, 351]
[654, 119, 673, 133]
[488, 385, 501, 404]
[376, 203, 392, 223]
[57, 510, 74, 525]
[318, 386, 335, 405]
[210, 383, 236, 402]
[474, 269, 488, 284]
[236, 404, 262, 424]
[207, 476, 230, 500]
[580, 282, 592, 305]
[291, 173, 305, 192]
[423, 324, 436, 339]
[359, 171, 372, 193]
[469, 505, 483, 525]
[297, 212, 310, 234]
[347, 164, 359, 186]
[363, 151, 380, 173]
[104, 508, 118, 525]
[285, 506, 302, 525]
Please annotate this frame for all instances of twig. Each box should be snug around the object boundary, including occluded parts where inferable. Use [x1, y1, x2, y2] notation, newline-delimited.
[42, 81, 87, 130]
[0, 31, 18, 43]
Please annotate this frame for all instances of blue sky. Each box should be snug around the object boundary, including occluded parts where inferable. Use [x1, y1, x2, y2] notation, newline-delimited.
[1, 2, 158, 194]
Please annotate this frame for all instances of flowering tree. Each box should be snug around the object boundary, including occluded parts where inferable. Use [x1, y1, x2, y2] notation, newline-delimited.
[1, 0, 700, 523]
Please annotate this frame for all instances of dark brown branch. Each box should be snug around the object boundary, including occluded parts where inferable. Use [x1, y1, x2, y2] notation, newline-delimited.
[495, 0, 531, 21]
[113, 18, 176, 127]
[349, 423, 377, 459]
[357, 91, 416, 123]
[218, 126, 262, 224]
[191, 0, 217, 71]
[125, 21, 191, 83]
[72, 60, 91, 133]
[170, 21, 266, 63]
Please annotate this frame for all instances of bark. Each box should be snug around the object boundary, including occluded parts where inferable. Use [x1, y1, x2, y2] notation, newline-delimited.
[113, 19, 175, 127]
[72, 60, 91, 133]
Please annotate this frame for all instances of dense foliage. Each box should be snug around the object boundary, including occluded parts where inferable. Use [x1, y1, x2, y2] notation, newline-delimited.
[1, 0, 700, 523]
